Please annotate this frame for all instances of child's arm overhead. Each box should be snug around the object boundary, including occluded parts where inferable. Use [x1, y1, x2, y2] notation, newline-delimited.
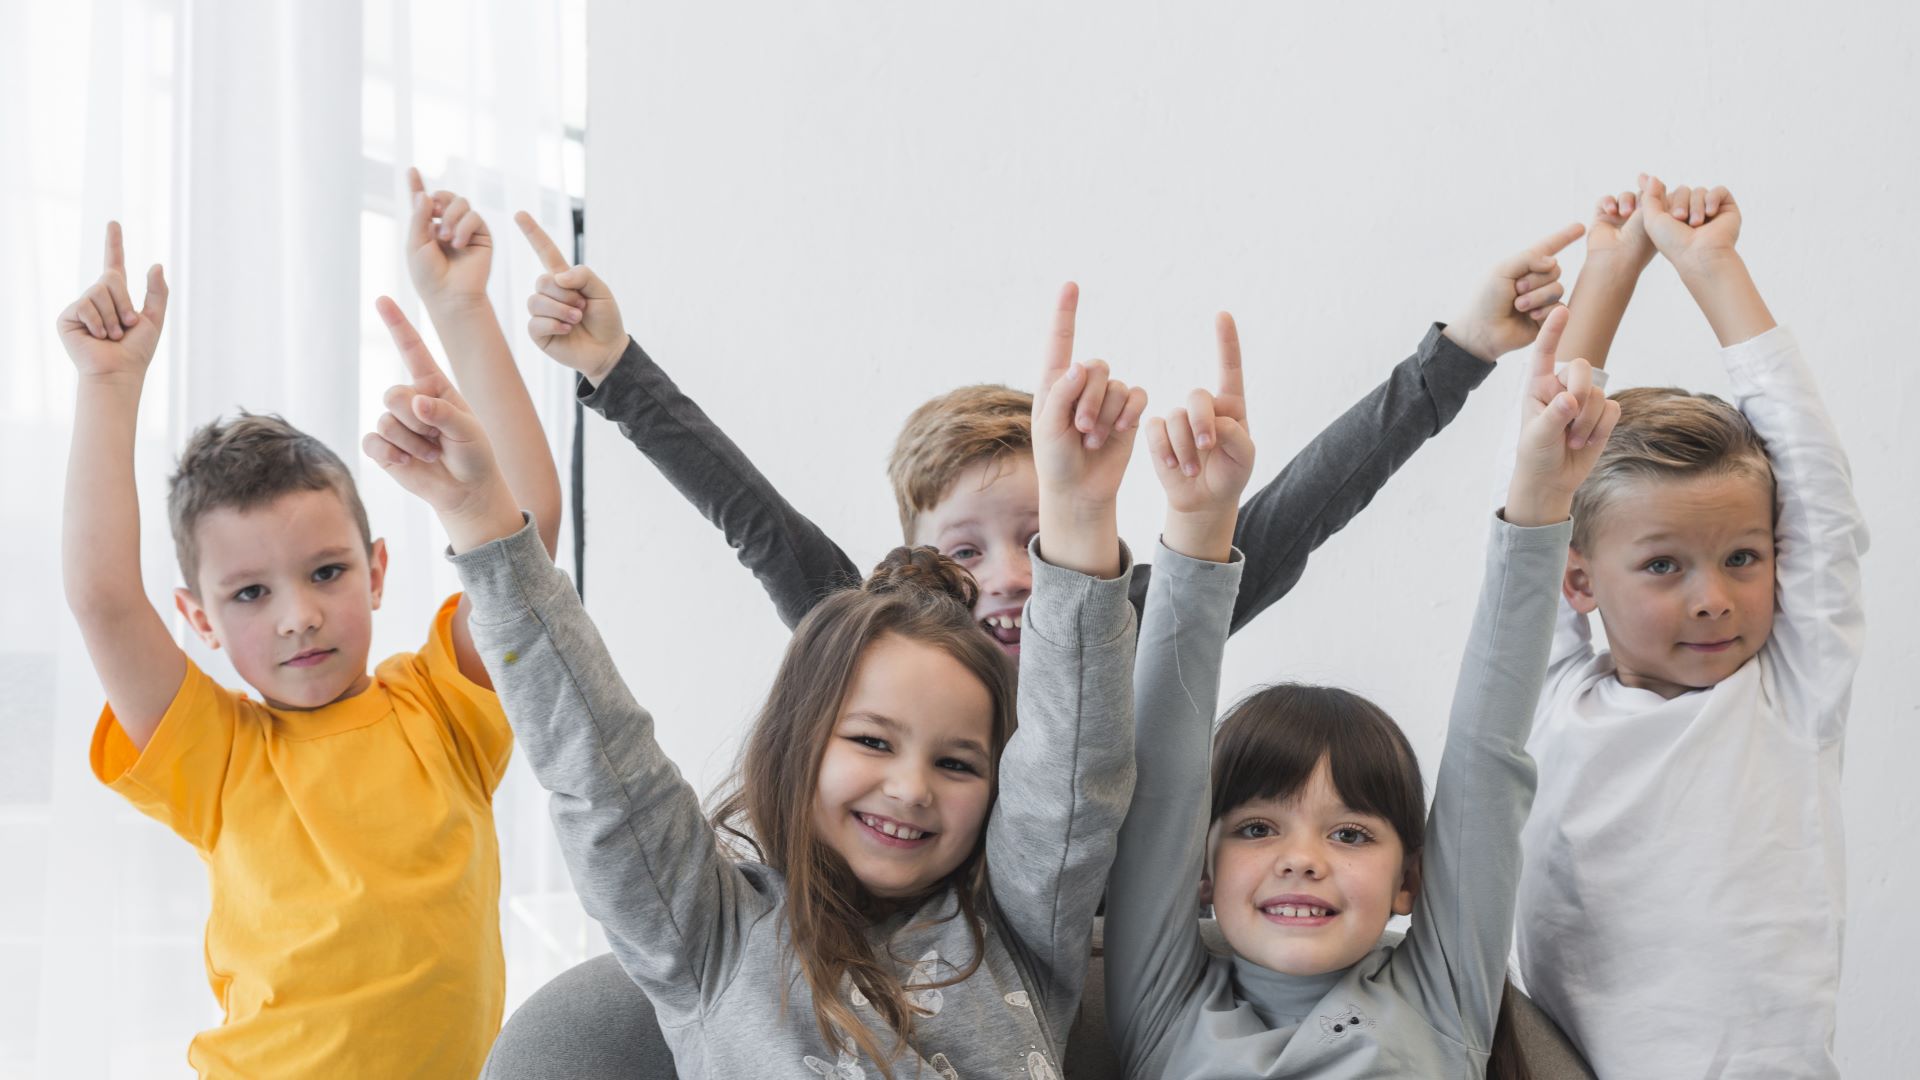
[362, 305, 766, 1016]
[405, 169, 563, 557]
[59, 223, 185, 750]
[1396, 308, 1618, 1049]
[512, 215, 860, 628]
[1557, 184, 1659, 372]
[987, 283, 1145, 1032]
[1222, 223, 1582, 632]
[1641, 177, 1866, 740]
[1101, 337, 1255, 1072]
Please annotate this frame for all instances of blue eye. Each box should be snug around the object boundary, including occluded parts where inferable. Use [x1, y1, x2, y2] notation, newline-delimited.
[313, 563, 347, 583]
[1727, 550, 1760, 568]
[948, 545, 981, 562]
[233, 585, 265, 603]
[1645, 558, 1679, 575]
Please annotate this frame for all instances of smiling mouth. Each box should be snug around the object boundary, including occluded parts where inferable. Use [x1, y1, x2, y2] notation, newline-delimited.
[283, 649, 336, 668]
[1258, 901, 1339, 925]
[855, 812, 936, 848]
[980, 612, 1022, 651]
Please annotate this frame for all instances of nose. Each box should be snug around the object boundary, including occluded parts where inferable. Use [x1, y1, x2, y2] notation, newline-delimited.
[881, 758, 934, 809]
[1274, 839, 1328, 881]
[278, 588, 323, 637]
[1691, 572, 1734, 620]
[980, 545, 1032, 601]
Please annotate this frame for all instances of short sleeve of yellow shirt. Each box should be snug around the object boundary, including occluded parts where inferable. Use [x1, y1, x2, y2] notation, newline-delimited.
[90, 594, 512, 1080]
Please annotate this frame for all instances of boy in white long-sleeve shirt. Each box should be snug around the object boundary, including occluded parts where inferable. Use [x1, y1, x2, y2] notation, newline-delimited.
[1513, 176, 1868, 1079]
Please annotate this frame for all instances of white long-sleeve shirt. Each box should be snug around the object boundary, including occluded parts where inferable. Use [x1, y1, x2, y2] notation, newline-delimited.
[1514, 326, 1868, 1079]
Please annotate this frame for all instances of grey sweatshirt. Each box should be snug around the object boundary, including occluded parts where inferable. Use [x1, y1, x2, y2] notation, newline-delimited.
[453, 521, 1238, 1078]
[1102, 516, 1570, 1079]
[579, 324, 1492, 631]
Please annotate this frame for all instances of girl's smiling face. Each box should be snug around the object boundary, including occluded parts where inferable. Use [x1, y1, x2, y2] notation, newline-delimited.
[810, 633, 997, 899]
[1211, 756, 1416, 977]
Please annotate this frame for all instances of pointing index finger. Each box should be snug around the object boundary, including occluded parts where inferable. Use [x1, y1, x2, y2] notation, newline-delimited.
[1041, 281, 1079, 391]
[1530, 306, 1568, 379]
[1531, 221, 1586, 257]
[375, 296, 446, 382]
[515, 212, 572, 274]
[1215, 311, 1244, 399]
[105, 221, 126, 273]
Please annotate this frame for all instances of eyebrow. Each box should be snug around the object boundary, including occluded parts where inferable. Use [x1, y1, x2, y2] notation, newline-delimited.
[843, 710, 990, 758]
[1628, 527, 1773, 545]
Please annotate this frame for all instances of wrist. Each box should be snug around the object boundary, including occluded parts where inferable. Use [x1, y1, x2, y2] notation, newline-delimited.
[421, 291, 493, 320]
[1161, 509, 1235, 563]
[1501, 488, 1573, 529]
[442, 483, 524, 555]
[584, 339, 627, 387]
[1441, 322, 1500, 365]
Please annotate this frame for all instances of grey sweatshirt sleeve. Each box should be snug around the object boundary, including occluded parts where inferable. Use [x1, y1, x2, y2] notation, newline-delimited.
[1213, 323, 1494, 632]
[986, 536, 1139, 1043]
[449, 518, 773, 1022]
[1100, 543, 1244, 1071]
[579, 338, 862, 629]
[1389, 515, 1571, 1049]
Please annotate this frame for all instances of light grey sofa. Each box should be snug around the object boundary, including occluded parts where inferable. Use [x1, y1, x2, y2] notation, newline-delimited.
[483, 921, 1594, 1079]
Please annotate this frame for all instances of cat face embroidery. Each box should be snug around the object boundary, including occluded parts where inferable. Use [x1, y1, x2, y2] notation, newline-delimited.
[802, 1048, 866, 1079]
[928, 1052, 959, 1080]
[1003, 990, 1031, 1009]
[1026, 1051, 1059, 1080]
[1315, 1003, 1377, 1045]
[904, 949, 947, 1016]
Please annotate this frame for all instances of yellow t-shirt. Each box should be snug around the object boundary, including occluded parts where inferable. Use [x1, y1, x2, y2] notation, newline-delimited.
[90, 595, 512, 1079]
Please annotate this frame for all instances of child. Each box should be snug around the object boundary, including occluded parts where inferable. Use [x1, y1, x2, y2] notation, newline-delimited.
[1513, 177, 1868, 1078]
[1101, 307, 1619, 1077]
[365, 288, 1241, 1077]
[511, 214, 1582, 648]
[60, 191, 560, 1078]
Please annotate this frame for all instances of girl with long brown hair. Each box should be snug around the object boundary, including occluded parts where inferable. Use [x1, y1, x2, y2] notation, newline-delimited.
[407, 290, 1248, 1078]
[1100, 309, 1618, 1079]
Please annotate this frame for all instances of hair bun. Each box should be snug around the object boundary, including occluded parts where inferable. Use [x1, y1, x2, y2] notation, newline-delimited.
[864, 546, 980, 611]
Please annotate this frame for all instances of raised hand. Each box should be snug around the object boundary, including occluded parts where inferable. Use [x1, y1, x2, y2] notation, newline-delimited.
[1146, 312, 1257, 562]
[406, 167, 494, 305]
[1446, 222, 1586, 363]
[1031, 282, 1147, 578]
[514, 213, 628, 385]
[361, 297, 519, 550]
[57, 222, 169, 379]
[1506, 306, 1620, 527]
[1638, 174, 1740, 273]
[1585, 187, 1657, 271]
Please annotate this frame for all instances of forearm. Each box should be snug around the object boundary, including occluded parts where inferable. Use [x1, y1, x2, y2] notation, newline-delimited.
[582, 340, 860, 629]
[1561, 253, 1651, 370]
[63, 374, 184, 743]
[1678, 252, 1777, 347]
[425, 297, 563, 555]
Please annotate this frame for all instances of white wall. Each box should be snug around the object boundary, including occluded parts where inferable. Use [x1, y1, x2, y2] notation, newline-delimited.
[584, 2, 1917, 1070]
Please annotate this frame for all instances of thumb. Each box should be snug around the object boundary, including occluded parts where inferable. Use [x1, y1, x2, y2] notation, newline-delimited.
[141, 265, 170, 327]
[1213, 416, 1256, 466]
[1638, 173, 1669, 219]
[406, 170, 436, 247]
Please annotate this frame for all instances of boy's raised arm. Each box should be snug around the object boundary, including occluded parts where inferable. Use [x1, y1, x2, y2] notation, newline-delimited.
[405, 169, 563, 558]
[1638, 176, 1777, 347]
[512, 213, 861, 629]
[1556, 185, 1658, 372]
[60, 223, 186, 750]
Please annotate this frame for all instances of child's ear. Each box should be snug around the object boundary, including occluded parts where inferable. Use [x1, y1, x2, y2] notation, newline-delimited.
[1393, 854, 1421, 917]
[173, 587, 219, 649]
[1197, 877, 1213, 908]
[367, 538, 389, 611]
[1563, 550, 1600, 615]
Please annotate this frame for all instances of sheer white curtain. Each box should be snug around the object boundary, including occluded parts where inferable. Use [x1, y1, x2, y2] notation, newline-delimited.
[1, 0, 589, 1073]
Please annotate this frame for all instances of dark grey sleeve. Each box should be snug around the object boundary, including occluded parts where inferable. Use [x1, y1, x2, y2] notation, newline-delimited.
[579, 338, 862, 629]
[1225, 324, 1495, 632]
[1391, 515, 1569, 1051]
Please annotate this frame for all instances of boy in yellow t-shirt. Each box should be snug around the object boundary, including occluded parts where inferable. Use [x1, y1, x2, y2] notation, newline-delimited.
[60, 187, 560, 1078]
